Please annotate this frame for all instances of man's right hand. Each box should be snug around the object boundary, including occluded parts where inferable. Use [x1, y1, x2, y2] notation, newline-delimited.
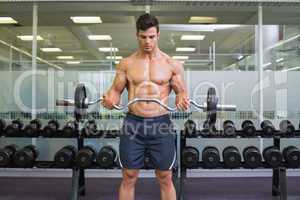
[101, 90, 120, 110]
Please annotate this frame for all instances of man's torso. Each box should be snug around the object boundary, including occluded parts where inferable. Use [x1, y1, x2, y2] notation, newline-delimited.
[122, 51, 176, 117]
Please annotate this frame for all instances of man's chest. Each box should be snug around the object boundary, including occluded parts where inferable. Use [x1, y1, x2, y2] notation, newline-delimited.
[126, 61, 173, 85]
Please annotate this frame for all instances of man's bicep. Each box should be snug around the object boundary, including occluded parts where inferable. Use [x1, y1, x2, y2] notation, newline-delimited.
[171, 62, 187, 94]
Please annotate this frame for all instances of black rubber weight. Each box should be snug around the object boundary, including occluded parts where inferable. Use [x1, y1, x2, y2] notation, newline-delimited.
[202, 146, 220, 169]
[206, 87, 217, 125]
[243, 146, 262, 169]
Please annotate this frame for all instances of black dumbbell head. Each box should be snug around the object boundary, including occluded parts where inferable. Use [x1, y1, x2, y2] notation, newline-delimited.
[43, 120, 59, 137]
[24, 119, 42, 137]
[243, 146, 262, 169]
[260, 120, 275, 136]
[202, 146, 220, 169]
[5, 119, 24, 137]
[223, 120, 236, 137]
[184, 120, 197, 137]
[0, 119, 6, 131]
[62, 121, 78, 137]
[279, 120, 295, 136]
[263, 146, 282, 168]
[241, 120, 256, 136]
[182, 146, 199, 168]
[283, 146, 300, 168]
[76, 146, 96, 169]
[96, 146, 117, 168]
[0, 145, 18, 167]
[14, 145, 39, 167]
[82, 120, 98, 137]
[54, 145, 76, 168]
[222, 146, 241, 169]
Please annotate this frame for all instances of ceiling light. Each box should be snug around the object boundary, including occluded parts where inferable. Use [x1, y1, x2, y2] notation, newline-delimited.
[88, 35, 112, 40]
[70, 16, 102, 24]
[99, 47, 119, 52]
[181, 35, 205, 41]
[0, 17, 18, 24]
[57, 56, 74, 60]
[276, 58, 284, 63]
[115, 61, 120, 64]
[263, 62, 272, 68]
[176, 47, 195, 52]
[237, 55, 244, 60]
[40, 48, 62, 52]
[17, 35, 44, 41]
[281, 66, 300, 72]
[172, 56, 189, 60]
[66, 61, 80, 64]
[106, 56, 123, 60]
[189, 16, 218, 24]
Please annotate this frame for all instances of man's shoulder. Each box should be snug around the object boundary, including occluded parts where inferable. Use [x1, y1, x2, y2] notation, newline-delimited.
[118, 53, 136, 69]
[165, 56, 182, 69]
[160, 51, 182, 68]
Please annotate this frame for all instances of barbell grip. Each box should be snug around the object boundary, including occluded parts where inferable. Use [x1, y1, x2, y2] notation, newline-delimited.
[112, 98, 177, 111]
[56, 99, 75, 106]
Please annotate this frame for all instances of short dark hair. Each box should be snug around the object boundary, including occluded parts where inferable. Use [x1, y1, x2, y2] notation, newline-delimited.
[136, 13, 159, 33]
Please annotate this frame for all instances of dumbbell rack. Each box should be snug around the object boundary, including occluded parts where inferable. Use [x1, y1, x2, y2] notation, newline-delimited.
[178, 130, 300, 200]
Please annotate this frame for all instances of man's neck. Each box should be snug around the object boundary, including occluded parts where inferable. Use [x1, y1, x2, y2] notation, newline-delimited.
[137, 48, 161, 60]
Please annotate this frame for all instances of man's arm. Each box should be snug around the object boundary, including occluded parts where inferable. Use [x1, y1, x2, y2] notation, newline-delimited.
[170, 60, 189, 111]
[102, 60, 127, 109]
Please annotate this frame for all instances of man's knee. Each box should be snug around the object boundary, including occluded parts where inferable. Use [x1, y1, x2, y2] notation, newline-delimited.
[121, 169, 139, 188]
[155, 170, 173, 187]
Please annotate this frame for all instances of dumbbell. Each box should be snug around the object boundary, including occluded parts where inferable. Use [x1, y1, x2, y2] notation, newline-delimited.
[202, 120, 217, 136]
[43, 120, 59, 137]
[81, 119, 99, 137]
[13, 145, 39, 168]
[202, 146, 220, 169]
[222, 146, 241, 168]
[76, 146, 96, 169]
[23, 119, 42, 137]
[260, 120, 275, 137]
[54, 145, 76, 168]
[4, 119, 23, 137]
[0, 119, 6, 135]
[241, 120, 256, 137]
[243, 146, 262, 169]
[223, 120, 236, 137]
[263, 146, 282, 168]
[184, 120, 197, 138]
[283, 146, 300, 168]
[182, 146, 199, 168]
[96, 146, 117, 168]
[62, 120, 78, 137]
[0, 145, 18, 167]
[279, 120, 295, 137]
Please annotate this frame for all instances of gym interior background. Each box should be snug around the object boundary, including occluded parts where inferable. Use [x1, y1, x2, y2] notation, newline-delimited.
[0, 0, 300, 200]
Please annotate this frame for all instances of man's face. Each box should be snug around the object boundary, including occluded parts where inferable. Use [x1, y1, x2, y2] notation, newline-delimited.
[136, 26, 160, 53]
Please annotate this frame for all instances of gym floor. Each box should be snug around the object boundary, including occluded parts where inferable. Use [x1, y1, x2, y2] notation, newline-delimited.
[0, 177, 299, 200]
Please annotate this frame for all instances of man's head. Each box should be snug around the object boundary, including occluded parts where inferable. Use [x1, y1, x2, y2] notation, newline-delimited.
[136, 13, 160, 53]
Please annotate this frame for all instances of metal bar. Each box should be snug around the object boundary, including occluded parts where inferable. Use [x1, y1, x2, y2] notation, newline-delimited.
[70, 169, 79, 200]
[78, 128, 85, 196]
[212, 41, 216, 71]
[272, 136, 281, 196]
[258, 5, 264, 122]
[279, 167, 287, 200]
[32, 3, 38, 119]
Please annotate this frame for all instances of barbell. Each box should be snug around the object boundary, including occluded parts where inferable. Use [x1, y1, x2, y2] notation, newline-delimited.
[56, 83, 236, 121]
